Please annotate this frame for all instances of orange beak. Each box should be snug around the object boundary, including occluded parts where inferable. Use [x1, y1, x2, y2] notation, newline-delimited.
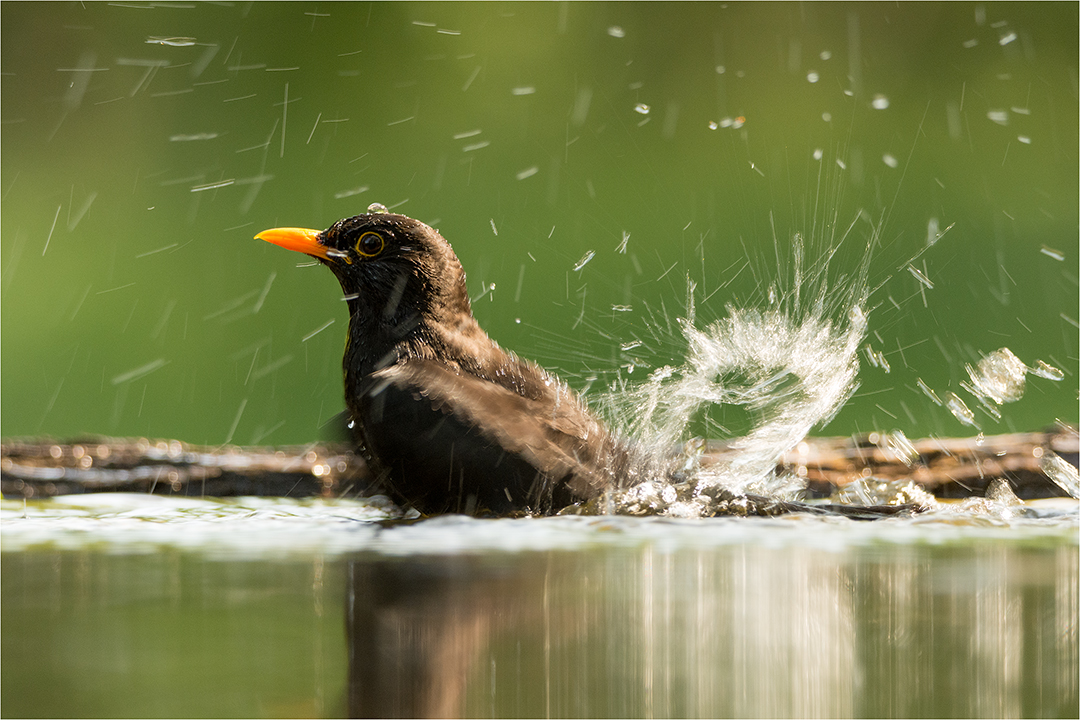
[256, 227, 330, 260]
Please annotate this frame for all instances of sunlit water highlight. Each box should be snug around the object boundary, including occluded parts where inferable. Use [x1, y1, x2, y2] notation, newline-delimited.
[2, 493, 1075, 559]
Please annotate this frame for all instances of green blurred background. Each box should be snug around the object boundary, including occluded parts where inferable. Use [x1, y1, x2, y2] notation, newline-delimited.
[2, 1, 1076, 446]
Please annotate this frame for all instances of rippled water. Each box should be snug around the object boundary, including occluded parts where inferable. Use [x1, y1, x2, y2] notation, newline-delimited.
[2, 495, 1076, 718]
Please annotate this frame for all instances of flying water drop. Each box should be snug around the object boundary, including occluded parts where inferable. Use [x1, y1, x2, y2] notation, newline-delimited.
[945, 392, 977, 428]
[1030, 359, 1064, 381]
[573, 250, 596, 271]
[965, 347, 1027, 405]
[1041, 452, 1080, 498]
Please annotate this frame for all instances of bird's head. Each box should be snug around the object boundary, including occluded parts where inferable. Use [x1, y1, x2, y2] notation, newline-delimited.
[257, 205, 474, 333]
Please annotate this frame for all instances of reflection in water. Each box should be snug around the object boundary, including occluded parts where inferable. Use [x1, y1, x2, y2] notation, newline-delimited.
[3, 506, 1076, 719]
[346, 556, 529, 718]
[347, 540, 1078, 718]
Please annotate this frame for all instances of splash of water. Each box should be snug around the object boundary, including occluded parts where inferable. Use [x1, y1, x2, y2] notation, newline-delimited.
[598, 226, 875, 516]
[629, 297, 866, 497]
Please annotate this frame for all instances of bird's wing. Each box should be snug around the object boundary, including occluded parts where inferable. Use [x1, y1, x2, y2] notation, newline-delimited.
[374, 360, 620, 497]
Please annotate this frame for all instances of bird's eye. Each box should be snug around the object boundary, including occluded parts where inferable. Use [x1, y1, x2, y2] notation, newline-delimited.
[356, 232, 385, 257]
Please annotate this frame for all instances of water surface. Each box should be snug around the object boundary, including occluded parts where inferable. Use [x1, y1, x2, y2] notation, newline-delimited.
[3, 494, 1076, 718]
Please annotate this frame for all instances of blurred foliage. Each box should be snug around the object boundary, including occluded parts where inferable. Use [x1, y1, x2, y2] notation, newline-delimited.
[2, 1, 1076, 444]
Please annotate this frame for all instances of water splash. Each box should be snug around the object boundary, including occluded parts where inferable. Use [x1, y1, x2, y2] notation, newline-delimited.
[965, 347, 1027, 405]
[636, 300, 865, 497]
[957, 347, 1064, 425]
[598, 221, 875, 515]
[1040, 452, 1080, 499]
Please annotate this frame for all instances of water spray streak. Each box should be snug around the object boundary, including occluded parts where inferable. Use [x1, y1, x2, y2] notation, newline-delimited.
[598, 201, 882, 514]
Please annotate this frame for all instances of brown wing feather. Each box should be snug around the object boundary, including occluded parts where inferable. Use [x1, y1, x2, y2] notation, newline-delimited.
[377, 360, 624, 500]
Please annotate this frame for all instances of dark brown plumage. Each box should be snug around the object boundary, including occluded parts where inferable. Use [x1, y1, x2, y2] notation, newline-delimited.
[258, 206, 627, 514]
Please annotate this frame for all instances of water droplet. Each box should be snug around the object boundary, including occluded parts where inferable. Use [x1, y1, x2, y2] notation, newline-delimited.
[916, 378, 942, 405]
[966, 347, 1027, 404]
[907, 264, 933, 289]
[945, 392, 977, 427]
[806, 71, 819, 83]
[634, 103, 650, 115]
[812, 148, 823, 160]
[1041, 452, 1080, 498]
[987, 109, 1009, 126]
[715, 65, 725, 74]
[821, 112, 832, 122]
[1030, 359, 1064, 381]
[708, 120, 718, 130]
[863, 344, 891, 373]
[871, 94, 889, 110]
[1040, 245, 1064, 261]
[882, 430, 917, 466]
[1017, 135, 1031, 144]
[883, 154, 898, 168]
[367, 202, 389, 214]
[573, 250, 596, 271]
[819, 50, 832, 60]
[924, 218, 942, 247]
[335, 185, 369, 200]
[607, 26, 625, 38]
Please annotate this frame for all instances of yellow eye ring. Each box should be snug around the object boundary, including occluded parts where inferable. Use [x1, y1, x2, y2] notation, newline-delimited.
[356, 232, 385, 257]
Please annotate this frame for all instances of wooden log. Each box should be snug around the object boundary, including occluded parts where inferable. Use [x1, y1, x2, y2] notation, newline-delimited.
[0, 436, 368, 500]
[777, 428, 1078, 499]
[1, 427, 1076, 501]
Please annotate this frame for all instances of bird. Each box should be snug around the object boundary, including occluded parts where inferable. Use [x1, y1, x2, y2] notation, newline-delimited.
[257, 204, 628, 515]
